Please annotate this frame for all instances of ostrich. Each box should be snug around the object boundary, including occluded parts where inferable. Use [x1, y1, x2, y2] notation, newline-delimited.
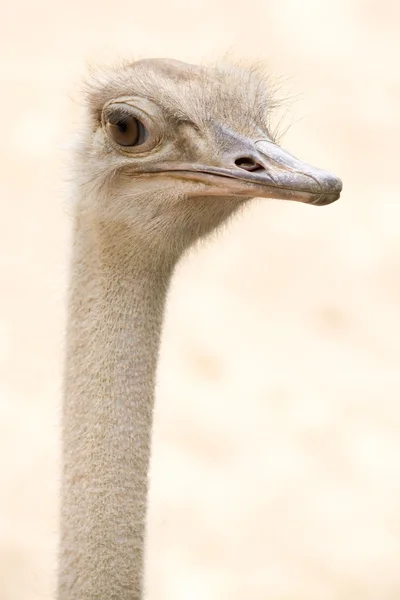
[59, 58, 342, 600]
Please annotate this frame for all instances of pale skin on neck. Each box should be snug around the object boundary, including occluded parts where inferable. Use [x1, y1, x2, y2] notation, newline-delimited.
[61, 217, 168, 598]
[58, 58, 342, 600]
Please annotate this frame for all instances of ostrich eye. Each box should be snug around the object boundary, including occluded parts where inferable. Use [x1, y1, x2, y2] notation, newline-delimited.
[105, 113, 148, 147]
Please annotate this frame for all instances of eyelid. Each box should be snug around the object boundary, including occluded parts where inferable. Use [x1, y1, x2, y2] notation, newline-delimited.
[104, 104, 137, 123]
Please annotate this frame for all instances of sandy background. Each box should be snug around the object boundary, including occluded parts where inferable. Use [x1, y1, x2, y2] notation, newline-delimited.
[1, 1, 399, 599]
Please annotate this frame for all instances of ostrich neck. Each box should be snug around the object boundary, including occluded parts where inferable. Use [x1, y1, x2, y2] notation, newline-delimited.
[58, 214, 172, 600]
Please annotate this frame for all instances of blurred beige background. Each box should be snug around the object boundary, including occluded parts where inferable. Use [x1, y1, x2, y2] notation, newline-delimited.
[1, 1, 399, 599]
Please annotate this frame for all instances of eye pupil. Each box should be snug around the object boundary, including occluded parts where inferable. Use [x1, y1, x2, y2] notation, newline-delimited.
[117, 120, 127, 133]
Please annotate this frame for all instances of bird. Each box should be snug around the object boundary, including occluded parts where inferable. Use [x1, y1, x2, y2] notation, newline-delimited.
[58, 57, 342, 600]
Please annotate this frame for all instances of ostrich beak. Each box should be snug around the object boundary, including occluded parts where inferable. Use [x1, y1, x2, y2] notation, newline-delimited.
[189, 139, 342, 206]
[247, 140, 342, 205]
[147, 139, 342, 205]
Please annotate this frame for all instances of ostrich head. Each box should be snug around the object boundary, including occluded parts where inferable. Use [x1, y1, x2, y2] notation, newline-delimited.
[75, 58, 342, 261]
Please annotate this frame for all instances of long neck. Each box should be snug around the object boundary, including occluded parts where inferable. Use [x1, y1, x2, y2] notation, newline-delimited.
[58, 214, 172, 600]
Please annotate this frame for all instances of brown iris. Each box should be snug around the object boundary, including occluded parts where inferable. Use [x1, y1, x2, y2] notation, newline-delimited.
[105, 113, 148, 147]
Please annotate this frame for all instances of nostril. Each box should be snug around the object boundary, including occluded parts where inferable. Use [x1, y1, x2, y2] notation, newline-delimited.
[235, 157, 264, 172]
